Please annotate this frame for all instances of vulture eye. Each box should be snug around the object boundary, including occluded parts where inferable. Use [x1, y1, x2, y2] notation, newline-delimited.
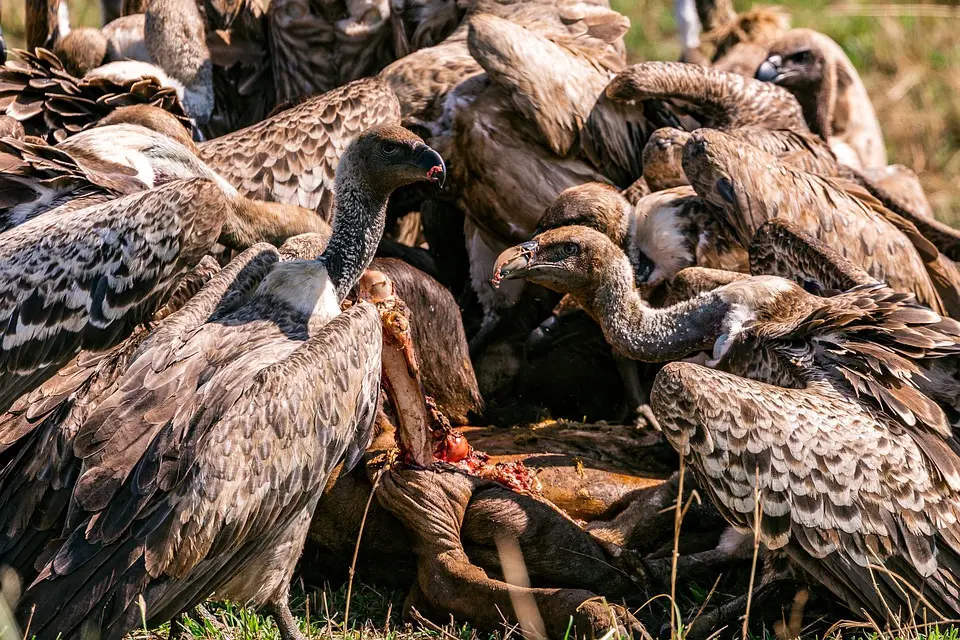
[561, 243, 580, 257]
[380, 142, 399, 155]
[792, 51, 813, 65]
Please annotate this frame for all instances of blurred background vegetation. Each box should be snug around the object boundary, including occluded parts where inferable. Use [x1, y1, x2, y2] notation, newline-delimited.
[1, 0, 959, 223]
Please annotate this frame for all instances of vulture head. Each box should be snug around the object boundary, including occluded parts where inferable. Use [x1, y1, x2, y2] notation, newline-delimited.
[642, 127, 691, 191]
[53, 27, 109, 77]
[534, 182, 630, 246]
[340, 124, 447, 198]
[493, 226, 625, 298]
[755, 29, 839, 138]
[755, 29, 827, 91]
[680, 128, 755, 222]
[96, 105, 198, 152]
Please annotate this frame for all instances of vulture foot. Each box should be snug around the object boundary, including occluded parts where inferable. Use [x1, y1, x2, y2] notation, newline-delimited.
[168, 605, 236, 640]
[265, 595, 308, 640]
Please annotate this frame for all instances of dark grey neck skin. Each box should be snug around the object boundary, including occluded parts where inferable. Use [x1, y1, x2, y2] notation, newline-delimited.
[320, 167, 390, 301]
[583, 257, 731, 362]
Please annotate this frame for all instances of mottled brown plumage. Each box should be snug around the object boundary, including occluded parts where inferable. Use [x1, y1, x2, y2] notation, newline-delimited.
[268, 0, 395, 104]
[496, 224, 960, 625]
[0, 256, 221, 585]
[15, 125, 444, 640]
[197, 78, 402, 219]
[536, 182, 746, 293]
[607, 61, 807, 132]
[0, 123, 329, 247]
[0, 48, 191, 143]
[683, 128, 960, 316]
[0, 178, 230, 417]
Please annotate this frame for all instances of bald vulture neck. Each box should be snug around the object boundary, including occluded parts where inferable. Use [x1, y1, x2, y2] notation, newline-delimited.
[584, 257, 731, 361]
[320, 174, 389, 301]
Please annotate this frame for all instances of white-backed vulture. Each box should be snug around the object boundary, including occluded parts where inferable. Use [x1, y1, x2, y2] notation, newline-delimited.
[682, 128, 960, 317]
[0, 256, 222, 585]
[14, 125, 446, 640]
[493, 223, 960, 624]
[756, 28, 886, 169]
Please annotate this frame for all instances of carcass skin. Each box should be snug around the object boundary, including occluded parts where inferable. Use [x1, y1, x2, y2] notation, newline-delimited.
[303, 271, 730, 636]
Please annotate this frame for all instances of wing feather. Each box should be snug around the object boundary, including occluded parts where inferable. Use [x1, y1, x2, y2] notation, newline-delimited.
[0, 179, 227, 414]
[654, 362, 960, 621]
[196, 78, 400, 220]
[22, 303, 382, 640]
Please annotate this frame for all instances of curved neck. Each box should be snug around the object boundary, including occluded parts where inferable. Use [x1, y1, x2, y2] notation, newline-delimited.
[321, 171, 389, 301]
[579, 258, 731, 362]
[220, 197, 332, 251]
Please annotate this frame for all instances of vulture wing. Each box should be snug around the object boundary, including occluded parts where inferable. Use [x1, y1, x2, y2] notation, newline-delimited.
[196, 78, 400, 219]
[21, 302, 382, 639]
[0, 258, 220, 581]
[749, 218, 876, 292]
[0, 179, 227, 415]
[654, 361, 960, 623]
[0, 136, 147, 231]
[0, 49, 191, 143]
[467, 12, 614, 158]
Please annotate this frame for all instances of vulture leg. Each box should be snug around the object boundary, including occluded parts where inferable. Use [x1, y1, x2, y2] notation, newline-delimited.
[613, 354, 661, 431]
[265, 595, 307, 640]
[377, 468, 650, 639]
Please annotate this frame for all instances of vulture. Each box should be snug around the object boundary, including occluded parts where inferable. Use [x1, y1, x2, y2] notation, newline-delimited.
[0, 76, 400, 234]
[17, 0, 272, 136]
[493, 222, 960, 625]
[0, 257, 222, 585]
[15, 125, 446, 640]
[0, 48, 193, 143]
[642, 125, 940, 231]
[682, 128, 960, 317]
[605, 61, 808, 134]
[518, 181, 745, 424]
[535, 182, 746, 295]
[756, 28, 886, 170]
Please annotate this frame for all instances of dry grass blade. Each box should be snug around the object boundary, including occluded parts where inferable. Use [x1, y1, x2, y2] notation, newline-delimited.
[741, 469, 764, 640]
[495, 533, 547, 639]
[344, 468, 386, 634]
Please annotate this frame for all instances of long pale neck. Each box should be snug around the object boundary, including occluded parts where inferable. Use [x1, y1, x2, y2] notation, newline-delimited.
[321, 172, 389, 301]
[220, 197, 332, 250]
[581, 259, 731, 362]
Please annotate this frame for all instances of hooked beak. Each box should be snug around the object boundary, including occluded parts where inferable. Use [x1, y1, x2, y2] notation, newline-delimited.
[413, 145, 446, 188]
[491, 241, 537, 288]
[755, 55, 783, 83]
